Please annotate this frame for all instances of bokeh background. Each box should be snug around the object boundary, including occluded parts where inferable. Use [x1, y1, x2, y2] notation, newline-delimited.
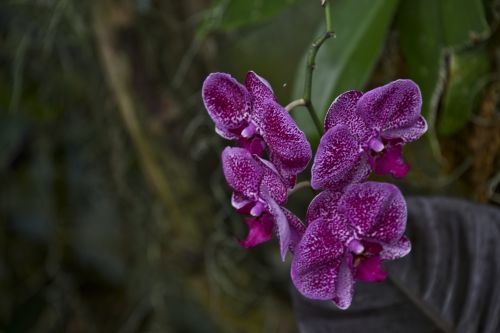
[1, 0, 499, 332]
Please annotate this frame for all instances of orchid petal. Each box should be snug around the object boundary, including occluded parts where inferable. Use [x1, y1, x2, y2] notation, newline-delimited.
[291, 217, 353, 301]
[214, 125, 240, 140]
[262, 190, 290, 261]
[333, 259, 354, 309]
[240, 214, 274, 248]
[231, 192, 255, 215]
[253, 100, 312, 187]
[325, 90, 370, 141]
[245, 71, 275, 102]
[202, 73, 251, 137]
[340, 182, 407, 244]
[382, 115, 428, 143]
[306, 190, 342, 224]
[311, 125, 370, 191]
[231, 192, 251, 210]
[380, 236, 411, 260]
[373, 145, 410, 178]
[357, 79, 422, 131]
[257, 157, 288, 205]
[282, 208, 306, 254]
[221, 147, 263, 199]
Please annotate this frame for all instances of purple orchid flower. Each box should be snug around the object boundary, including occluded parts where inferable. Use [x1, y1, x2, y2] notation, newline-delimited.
[221, 147, 306, 260]
[291, 181, 411, 309]
[311, 80, 427, 191]
[203, 71, 312, 187]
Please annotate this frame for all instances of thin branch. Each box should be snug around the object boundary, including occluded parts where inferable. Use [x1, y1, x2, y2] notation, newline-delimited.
[323, 0, 333, 33]
[302, 0, 334, 135]
[288, 180, 311, 195]
[285, 98, 306, 112]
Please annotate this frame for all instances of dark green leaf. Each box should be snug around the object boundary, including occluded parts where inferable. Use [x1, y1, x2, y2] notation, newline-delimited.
[438, 48, 490, 135]
[441, 0, 490, 47]
[398, 0, 490, 118]
[397, 0, 491, 165]
[292, 0, 399, 142]
[398, 0, 443, 119]
[397, 0, 445, 168]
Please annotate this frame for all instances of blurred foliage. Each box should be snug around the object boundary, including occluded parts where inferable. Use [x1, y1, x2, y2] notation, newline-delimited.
[197, 0, 298, 38]
[439, 48, 491, 135]
[0, 0, 499, 332]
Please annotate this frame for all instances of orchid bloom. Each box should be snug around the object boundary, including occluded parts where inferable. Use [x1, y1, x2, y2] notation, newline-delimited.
[311, 79, 427, 191]
[221, 147, 305, 260]
[203, 71, 312, 187]
[291, 182, 411, 309]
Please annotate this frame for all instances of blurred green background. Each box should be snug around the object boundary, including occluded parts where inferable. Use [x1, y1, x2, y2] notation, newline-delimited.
[0, 0, 499, 332]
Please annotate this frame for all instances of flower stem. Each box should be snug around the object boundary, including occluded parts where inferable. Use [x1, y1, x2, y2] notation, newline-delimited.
[285, 98, 306, 112]
[302, 0, 334, 136]
[324, 0, 334, 33]
[288, 180, 311, 195]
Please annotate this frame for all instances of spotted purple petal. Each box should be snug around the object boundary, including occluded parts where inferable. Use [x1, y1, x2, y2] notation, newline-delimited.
[339, 182, 407, 244]
[283, 208, 306, 254]
[231, 192, 252, 210]
[382, 115, 428, 143]
[291, 217, 353, 303]
[240, 214, 274, 248]
[380, 235, 411, 260]
[357, 79, 422, 132]
[202, 73, 251, 138]
[262, 190, 290, 261]
[324, 90, 370, 142]
[257, 157, 288, 205]
[311, 125, 370, 191]
[333, 258, 354, 309]
[221, 147, 263, 199]
[245, 71, 276, 102]
[252, 100, 312, 187]
[372, 145, 410, 178]
[306, 190, 342, 224]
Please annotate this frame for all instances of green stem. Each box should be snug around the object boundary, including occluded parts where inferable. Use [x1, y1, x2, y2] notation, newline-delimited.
[285, 98, 306, 112]
[324, 0, 333, 34]
[302, 0, 334, 136]
[288, 180, 310, 195]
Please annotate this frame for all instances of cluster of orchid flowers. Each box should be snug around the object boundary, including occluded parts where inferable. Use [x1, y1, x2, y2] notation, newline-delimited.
[202, 71, 427, 309]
